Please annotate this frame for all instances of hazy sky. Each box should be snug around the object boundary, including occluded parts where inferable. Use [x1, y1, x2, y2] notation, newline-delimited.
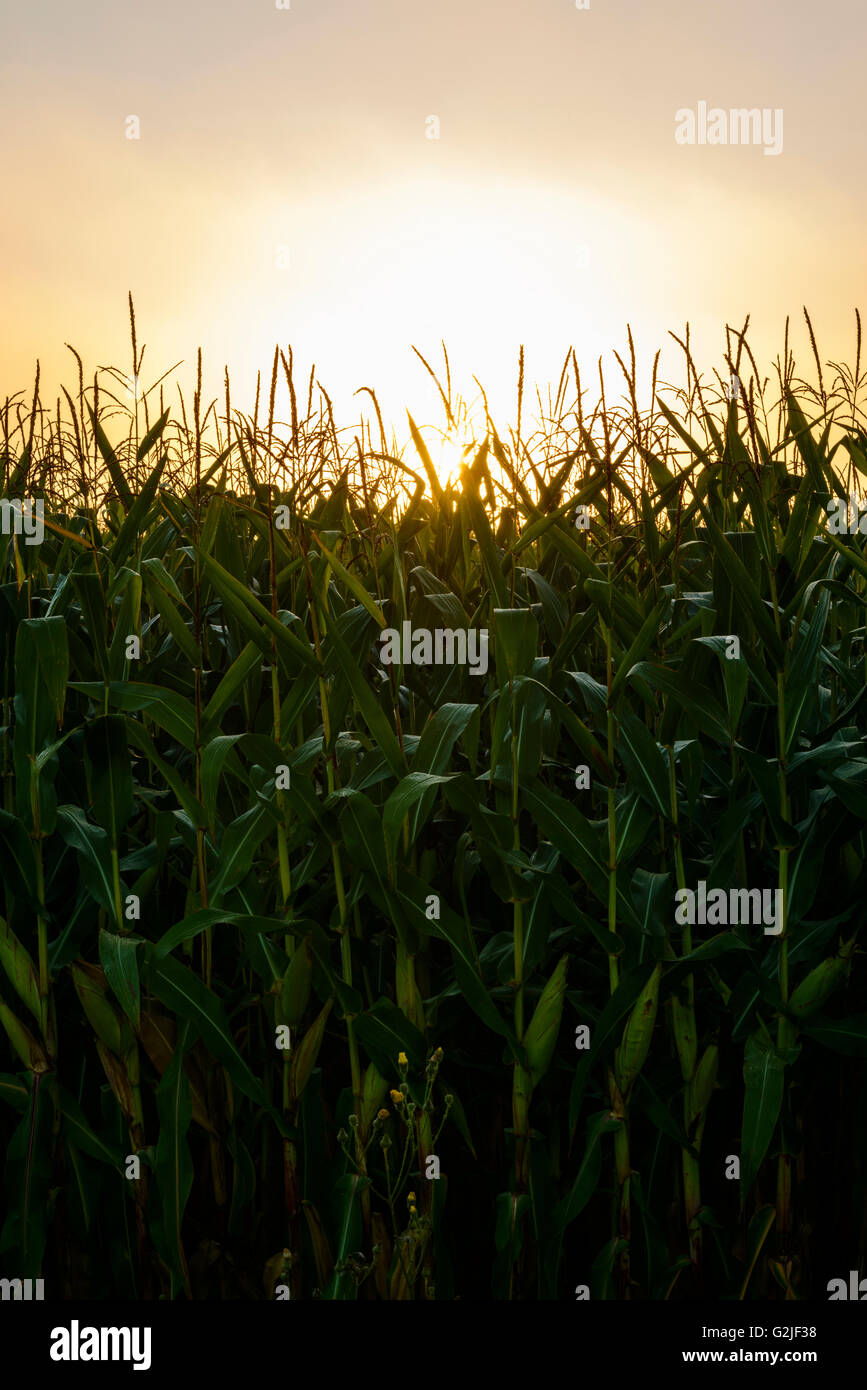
[3, 0, 866, 446]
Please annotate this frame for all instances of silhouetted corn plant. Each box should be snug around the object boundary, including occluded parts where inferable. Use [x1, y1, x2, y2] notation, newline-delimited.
[1, 304, 866, 1299]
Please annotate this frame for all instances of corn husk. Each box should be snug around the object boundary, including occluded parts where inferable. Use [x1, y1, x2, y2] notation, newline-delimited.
[789, 947, 852, 1019]
[688, 1042, 719, 1124]
[615, 962, 662, 1097]
[0, 915, 45, 1034]
[0, 998, 51, 1073]
[72, 960, 133, 1057]
[289, 997, 332, 1105]
[276, 934, 313, 1029]
[523, 954, 568, 1087]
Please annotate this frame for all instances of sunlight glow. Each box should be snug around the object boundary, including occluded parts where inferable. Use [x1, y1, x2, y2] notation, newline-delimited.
[434, 427, 479, 488]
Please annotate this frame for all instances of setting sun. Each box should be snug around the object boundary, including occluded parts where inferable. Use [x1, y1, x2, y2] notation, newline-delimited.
[433, 426, 478, 489]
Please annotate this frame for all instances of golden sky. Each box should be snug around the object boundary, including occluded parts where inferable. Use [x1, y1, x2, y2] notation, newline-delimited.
[3, 0, 866, 448]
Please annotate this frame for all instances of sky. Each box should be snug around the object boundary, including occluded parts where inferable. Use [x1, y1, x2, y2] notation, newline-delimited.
[2, 0, 866, 461]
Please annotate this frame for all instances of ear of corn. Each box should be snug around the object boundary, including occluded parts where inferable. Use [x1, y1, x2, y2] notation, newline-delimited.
[0, 915, 45, 1033]
[289, 998, 332, 1106]
[687, 1041, 719, 1127]
[276, 934, 313, 1029]
[0, 999, 51, 1073]
[523, 955, 568, 1087]
[71, 961, 134, 1058]
[788, 940, 855, 1019]
[614, 962, 661, 1099]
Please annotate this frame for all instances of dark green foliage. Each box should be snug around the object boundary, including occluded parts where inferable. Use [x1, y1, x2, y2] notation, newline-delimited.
[1, 319, 866, 1299]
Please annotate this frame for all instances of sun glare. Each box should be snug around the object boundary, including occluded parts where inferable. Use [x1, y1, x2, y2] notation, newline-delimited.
[434, 428, 478, 489]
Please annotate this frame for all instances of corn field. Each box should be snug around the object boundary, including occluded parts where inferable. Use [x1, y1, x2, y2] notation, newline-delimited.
[1, 304, 867, 1300]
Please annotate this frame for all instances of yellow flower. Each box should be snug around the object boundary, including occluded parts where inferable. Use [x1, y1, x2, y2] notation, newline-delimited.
[390, 1089, 403, 1104]
[407, 1191, 417, 1205]
[377, 1108, 389, 1121]
[398, 1051, 408, 1068]
[434, 1046, 444, 1059]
